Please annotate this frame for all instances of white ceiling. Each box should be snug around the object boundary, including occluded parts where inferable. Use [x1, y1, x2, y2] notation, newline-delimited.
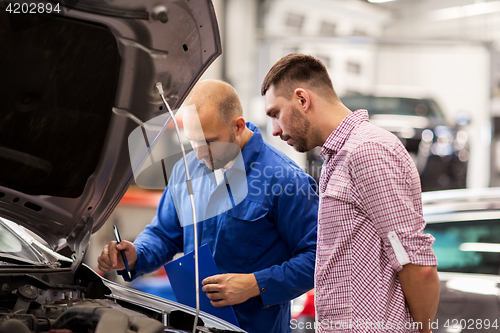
[362, 0, 500, 43]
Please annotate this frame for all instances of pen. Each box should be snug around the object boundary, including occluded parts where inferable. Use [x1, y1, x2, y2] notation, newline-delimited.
[113, 224, 132, 280]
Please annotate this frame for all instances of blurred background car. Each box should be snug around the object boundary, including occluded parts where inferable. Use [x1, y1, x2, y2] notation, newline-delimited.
[292, 187, 500, 333]
[306, 90, 470, 192]
[290, 289, 315, 333]
[422, 187, 500, 333]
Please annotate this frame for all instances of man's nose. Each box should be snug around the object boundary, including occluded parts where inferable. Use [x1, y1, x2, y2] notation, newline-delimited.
[271, 118, 282, 137]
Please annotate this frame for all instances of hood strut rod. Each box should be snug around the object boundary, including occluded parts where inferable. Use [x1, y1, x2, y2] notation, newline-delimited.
[155, 82, 200, 333]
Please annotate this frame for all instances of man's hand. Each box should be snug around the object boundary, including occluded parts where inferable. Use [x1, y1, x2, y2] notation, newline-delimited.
[202, 273, 260, 307]
[398, 264, 440, 333]
[97, 240, 137, 272]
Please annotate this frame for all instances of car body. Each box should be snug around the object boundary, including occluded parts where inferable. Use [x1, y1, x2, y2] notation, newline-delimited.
[341, 92, 469, 192]
[292, 187, 500, 333]
[422, 187, 500, 333]
[0, 0, 246, 332]
[0, 217, 244, 332]
[306, 90, 469, 192]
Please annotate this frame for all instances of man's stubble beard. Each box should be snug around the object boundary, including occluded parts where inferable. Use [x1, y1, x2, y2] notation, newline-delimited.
[290, 106, 311, 153]
[210, 131, 239, 169]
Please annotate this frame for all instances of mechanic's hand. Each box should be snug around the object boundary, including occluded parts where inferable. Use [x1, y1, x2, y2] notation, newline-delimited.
[97, 240, 137, 272]
[201, 273, 260, 307]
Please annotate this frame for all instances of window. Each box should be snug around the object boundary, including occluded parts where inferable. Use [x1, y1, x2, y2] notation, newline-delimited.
[352, 28, 367, 36]
[0, 221, 40, 263]
[340, 96, 445, 119]
[0, 224, 23, 253]
[284, 12, 304, 30]
[425, 219, 500, 275]
[319, 21, 336, 36]
[346, 61, 361, 75]
[315, 55, 331, 68]
[282, 47, 299, 56]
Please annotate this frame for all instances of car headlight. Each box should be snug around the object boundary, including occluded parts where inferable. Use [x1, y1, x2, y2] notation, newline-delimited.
[427, 125, 470, 159]
[421, 129, 434, 143]
[434, 126, 454, 145]
[429, 126, 454, 157]
[454, 130, 468, 149]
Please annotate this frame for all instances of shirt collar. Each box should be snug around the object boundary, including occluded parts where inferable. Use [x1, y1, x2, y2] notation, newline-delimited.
[240, 122, 261, 168]
[321, 109, 369, 159]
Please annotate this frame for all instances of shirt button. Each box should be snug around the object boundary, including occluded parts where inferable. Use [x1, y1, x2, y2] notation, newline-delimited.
[261, 288, 266, 292]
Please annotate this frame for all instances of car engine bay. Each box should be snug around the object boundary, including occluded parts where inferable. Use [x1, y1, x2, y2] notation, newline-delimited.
[0, 264, 237, 333]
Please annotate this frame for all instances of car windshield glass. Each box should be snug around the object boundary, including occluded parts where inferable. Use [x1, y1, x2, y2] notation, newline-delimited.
[0, 222, 40, 263]
[341, 96, 446, 119]
[425, 219, 500, 275]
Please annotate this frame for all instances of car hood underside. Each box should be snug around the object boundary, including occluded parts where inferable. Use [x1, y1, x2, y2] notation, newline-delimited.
[0, 0, 221, 261]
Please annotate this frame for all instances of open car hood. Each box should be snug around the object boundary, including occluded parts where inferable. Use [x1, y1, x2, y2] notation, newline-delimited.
[0, 0, 221, 259]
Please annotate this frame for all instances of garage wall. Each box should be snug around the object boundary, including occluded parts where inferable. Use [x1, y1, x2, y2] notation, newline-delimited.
[375, 42, 491, 188]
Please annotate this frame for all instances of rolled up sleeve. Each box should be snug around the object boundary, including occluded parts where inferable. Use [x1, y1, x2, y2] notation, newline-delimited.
[350, 141, 438, 272]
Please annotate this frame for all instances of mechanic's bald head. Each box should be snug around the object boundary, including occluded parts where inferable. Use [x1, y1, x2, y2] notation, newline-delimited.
[182, 80, 252, 169]
[183, 79, 243, 127]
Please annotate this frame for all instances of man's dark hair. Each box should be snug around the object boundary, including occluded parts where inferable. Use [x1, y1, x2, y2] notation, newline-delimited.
[261, 54, 337, 101]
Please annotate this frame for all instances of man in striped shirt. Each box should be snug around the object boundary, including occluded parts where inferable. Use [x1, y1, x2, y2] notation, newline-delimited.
[261, 54, 439, 333]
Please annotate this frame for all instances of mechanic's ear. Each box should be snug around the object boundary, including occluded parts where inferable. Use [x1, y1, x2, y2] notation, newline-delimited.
[234, 117, 246, 136]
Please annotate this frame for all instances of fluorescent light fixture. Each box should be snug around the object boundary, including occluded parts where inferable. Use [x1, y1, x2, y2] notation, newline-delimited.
[428, 1, 500, 21]
[459, 242, 500, 253]
[446, 278, 499, 295]
[368, 0, 396, 3]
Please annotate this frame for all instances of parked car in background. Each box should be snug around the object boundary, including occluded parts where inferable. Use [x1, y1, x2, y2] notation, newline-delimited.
[291, 289, 315, 333]
[292, 187, 500, 333]
[306, 90, 469, 192]
[0, 0, 246, 332]
[422, 187, 500, 333]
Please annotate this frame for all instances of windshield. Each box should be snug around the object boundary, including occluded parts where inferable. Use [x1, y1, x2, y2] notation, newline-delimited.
[425, 219, 500, 275]
[341, 96, 446, 120]
[0, 220, 41, 264]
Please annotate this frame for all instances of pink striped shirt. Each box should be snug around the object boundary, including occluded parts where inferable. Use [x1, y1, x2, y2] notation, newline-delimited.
[315, 110, 437, 333]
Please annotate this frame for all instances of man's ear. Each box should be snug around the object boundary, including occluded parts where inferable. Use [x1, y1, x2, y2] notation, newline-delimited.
[234, 117, 246, 135]
[294, 88, 311, 113]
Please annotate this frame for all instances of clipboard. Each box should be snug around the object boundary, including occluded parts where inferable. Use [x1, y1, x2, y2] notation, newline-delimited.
[164, 244, 239, 327]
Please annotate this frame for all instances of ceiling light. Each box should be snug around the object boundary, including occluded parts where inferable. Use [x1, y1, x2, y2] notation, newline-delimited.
[428, 1, 500, 21]
[368, 0, 397, 3]
[459, 242, 500, 253]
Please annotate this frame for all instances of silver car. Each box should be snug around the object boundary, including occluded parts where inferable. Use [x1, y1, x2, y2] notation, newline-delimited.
[422, 188, 500, 333]
[341, 94, 469, 192]
[0, 0, 245, 332]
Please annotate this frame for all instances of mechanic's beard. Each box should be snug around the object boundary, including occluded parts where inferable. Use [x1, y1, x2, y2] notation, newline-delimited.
[210, 132, 240, 169]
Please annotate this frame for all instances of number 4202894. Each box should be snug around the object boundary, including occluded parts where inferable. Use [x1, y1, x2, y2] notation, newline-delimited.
[444, 319, 499, 330]
[5, 2, 61, 14]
